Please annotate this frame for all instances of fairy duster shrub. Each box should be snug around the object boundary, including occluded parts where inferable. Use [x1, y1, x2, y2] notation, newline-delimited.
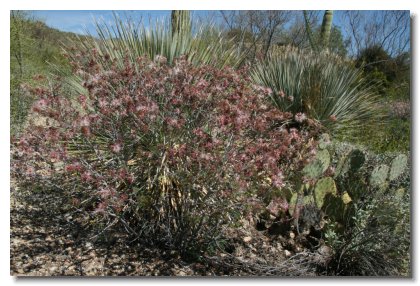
[11, 51, 317, 256]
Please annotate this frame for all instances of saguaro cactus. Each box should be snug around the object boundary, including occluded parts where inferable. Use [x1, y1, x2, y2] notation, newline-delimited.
[171, 10, 191, 37]
[320, 10, 333, 49]
[303, 10, 334, 52]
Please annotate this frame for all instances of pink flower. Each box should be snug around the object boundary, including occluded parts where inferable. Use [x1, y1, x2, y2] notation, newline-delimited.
[111, 142, 122, 153]
[25, 166, 35, 176]
[65, 163, 82, 173]
[199, 153, 212, 161]
[81, 171, 93, 182]
[289, 128, 300, 140]
[78, 94, 87, 106]
[111, 98, 122, 108]
[278, 90, 285, 98]
[94, 202, 107, 214]
[166, 118, 181, 129]
[97, 187, 113, 199]
[294, 112, 307, 123]
[32, 99, 48, 112]
[119, 193, 129, 203]
[80, 116, 90, 127]
[272, 172, 285, 188]
[264, 87, 273, 95]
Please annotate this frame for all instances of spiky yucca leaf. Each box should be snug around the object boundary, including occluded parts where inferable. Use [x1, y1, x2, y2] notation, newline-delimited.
[71, 14, 244, 70]
[251, 48, 384, 135]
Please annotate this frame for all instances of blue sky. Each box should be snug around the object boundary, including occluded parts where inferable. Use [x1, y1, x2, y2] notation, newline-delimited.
[27, 10, 410, 57]
[30, 10, 211, 35]
[30, 10, 347, 36]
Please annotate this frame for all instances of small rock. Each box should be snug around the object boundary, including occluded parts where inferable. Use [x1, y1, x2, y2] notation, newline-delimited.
[289, 232, 295, 239]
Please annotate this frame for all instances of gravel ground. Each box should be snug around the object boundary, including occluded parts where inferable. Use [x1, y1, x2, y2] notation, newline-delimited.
[10, 185, 219, 276]
[10, 183, 322, 277]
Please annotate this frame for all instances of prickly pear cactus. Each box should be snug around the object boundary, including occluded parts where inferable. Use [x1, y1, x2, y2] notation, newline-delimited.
[395, 188, 405, 200]
[334, 155, 347, 178]
[370, 164, 390, 188]
[303, 160, 324, 179]
[303, 149, 330, 179]
[348, 149, 365, 173]
[317, 149, 331, 172]
[314, 177, 337, 208]
[389, 154, 408, 181]
[318, 133, 331, 150]
[335, 148, 365, 177]
[288, 184, 314, 216]
[289, 192, 298, 216]
[341, 192, 352, 204]
[323, 193, 346, 223]
[303, 194, 314, 206]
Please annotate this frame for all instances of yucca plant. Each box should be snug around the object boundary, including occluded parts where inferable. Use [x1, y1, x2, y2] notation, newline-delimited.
[70, 13, 244, 70]
[59, 13, 245, 98]
[251, 48, 384, 135]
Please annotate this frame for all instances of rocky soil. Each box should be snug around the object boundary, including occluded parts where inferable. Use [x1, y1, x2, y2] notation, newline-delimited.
[10, 183, 327, 276]
[10, 185, 213, 276]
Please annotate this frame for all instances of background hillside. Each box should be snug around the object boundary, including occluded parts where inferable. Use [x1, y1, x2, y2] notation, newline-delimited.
[10, 11, 85, 133]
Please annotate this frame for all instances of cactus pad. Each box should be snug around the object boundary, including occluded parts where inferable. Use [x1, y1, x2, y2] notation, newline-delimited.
[288, 193, 298, 216]
[318, 133, 331, 149]
[389, 154, 408, 181]
[341, 192, 352, 204]
[336, 149, 365, 177]
[348, 149, 365, 173]
[370, 164, 390, 188]
[314, 177, 337, 208]
[395, 188, 405, 200]
[303, 149, 330, 179]
[303, 195, 314, 206]
[334, 155, 347, 178]
[317, 149, 331, 172]
[303, 159, 324, 179]
[323, 194, 346, 223]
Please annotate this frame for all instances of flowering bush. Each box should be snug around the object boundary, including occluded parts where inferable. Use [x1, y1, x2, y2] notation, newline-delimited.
[11, 52, 317, 256]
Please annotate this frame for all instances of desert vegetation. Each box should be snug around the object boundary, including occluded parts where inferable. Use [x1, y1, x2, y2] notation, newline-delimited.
[10, 10, 410, 276]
